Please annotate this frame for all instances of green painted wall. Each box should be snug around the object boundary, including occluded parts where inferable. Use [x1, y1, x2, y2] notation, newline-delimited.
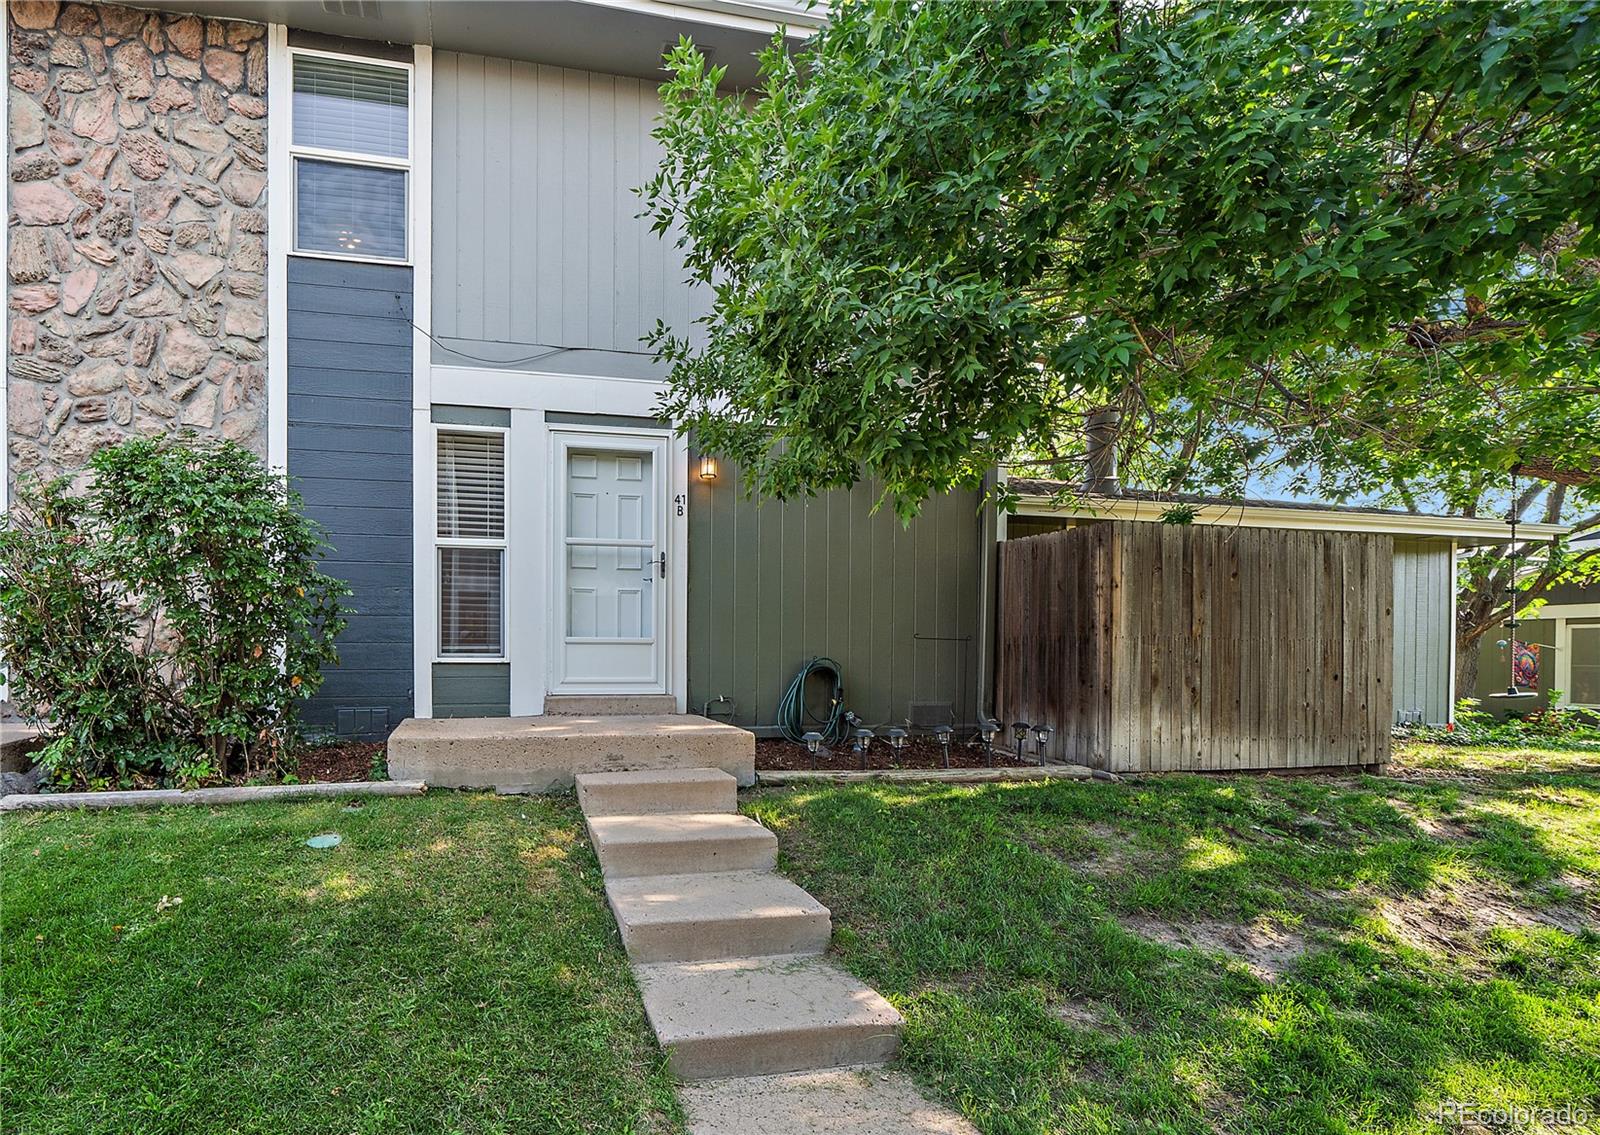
[687, 458, 985, 732]
[1473, 618, 1557, 715]
[432, 663, 511, 718]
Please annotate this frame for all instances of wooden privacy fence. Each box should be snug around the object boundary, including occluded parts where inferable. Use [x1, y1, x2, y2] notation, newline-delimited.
[996, 522, 1394, 772]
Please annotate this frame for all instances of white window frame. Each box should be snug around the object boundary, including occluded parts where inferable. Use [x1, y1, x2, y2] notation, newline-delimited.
[435, 423, 510, 663]
[286, 44, 414, 266]
[1565, 621, 1600, 709]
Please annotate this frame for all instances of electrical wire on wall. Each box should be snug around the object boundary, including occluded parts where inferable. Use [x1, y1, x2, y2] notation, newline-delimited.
[413, 323, 657, 370]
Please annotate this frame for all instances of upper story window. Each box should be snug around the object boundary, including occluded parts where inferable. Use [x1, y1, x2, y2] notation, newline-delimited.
[290, 50, 411, 262]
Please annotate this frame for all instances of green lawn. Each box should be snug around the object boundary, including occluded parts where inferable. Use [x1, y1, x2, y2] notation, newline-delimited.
[0, 793, 682, 1135]
[4, 748, 1594, 1135]
[743, 744, 1600, 1135]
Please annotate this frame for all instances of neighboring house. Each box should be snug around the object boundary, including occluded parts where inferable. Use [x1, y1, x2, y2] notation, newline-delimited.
[1, 1, 1568, 744]
[1473, 574, 1600, 717]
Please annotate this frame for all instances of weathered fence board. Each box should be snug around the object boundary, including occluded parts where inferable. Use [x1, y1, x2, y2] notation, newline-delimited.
[997, 521, 1394, 772]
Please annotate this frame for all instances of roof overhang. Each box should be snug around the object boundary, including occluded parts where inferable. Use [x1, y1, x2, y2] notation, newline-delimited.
[162, 0, 823, 85]
[1009, 493, 1569, 547]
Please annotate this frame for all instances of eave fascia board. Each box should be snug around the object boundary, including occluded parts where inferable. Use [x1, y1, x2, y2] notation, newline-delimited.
[1010, 494, 1570, 546]
[580, 0, 826, 37]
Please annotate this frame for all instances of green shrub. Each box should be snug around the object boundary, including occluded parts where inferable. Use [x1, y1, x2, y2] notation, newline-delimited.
[0, 436, 349, 787]
[1398, 696, 1600, 752]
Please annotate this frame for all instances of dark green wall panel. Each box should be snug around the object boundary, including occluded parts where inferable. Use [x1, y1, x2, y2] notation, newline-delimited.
[688, 458, 985, 732]
[432, 663, 511, 718]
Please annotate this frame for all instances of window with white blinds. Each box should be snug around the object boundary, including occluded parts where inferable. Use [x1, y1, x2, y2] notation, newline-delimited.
[292, 55, 409, 159]
[289, 50, 410, 262]
[437, 431, 507, 657]
[438, 432, 505, 540]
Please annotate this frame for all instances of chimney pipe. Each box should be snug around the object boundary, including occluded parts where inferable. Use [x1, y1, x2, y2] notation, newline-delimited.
[1084, 407, 1121, 495]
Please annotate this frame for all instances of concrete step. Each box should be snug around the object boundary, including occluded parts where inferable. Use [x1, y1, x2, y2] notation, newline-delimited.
[607, 871, 831, 963]
[634, 955, 903, 1080]
[587, 813, 778, 878]
[577, 768, 737, 817]
[545, 694, 678, 716]
[681, 1068, 980, 1135]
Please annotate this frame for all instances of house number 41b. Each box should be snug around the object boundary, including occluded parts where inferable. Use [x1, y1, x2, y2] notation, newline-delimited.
[675, 494, 685, 517]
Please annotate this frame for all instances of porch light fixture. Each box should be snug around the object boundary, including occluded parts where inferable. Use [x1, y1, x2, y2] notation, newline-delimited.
[934, 725, 953, 768]
[698, 455, 719, 482]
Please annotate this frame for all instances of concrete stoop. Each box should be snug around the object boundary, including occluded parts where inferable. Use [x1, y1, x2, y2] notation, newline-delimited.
[387, 714, 754, 793]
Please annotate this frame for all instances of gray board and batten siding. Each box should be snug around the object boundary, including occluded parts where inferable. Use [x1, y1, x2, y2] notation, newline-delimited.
[431, 52, 712, 375]
[1391, 537, 1455, 726]
[687, 456, 986, 734]
[286, 257, 415, 740]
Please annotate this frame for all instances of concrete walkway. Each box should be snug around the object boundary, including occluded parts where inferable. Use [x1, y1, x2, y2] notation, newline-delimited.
[576, 767, 977, 1133]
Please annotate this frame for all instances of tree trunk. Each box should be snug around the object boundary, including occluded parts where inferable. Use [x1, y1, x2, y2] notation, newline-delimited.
[1455, 629, 1483, 703]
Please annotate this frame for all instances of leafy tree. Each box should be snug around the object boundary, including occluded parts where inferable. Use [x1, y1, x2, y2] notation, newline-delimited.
[0, 437, 349, 787]
[645, 0, 1600, 516]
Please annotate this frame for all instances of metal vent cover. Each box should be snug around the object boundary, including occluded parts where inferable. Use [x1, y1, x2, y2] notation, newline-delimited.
[321, 0, 381, 18]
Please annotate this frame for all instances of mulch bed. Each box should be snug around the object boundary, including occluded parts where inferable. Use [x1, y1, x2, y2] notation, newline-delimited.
[756, 735, 1036, 772]
[292, 741, 385, 783]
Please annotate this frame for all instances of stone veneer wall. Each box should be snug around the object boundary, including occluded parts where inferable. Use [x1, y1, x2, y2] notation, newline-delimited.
[7, 0, 267, 490]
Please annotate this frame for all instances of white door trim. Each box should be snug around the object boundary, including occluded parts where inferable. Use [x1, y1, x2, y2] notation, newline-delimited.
[548, 427, 677, 696]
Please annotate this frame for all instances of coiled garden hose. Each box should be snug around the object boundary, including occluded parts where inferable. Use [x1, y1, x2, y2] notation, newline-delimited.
[777, 656, 848, 745]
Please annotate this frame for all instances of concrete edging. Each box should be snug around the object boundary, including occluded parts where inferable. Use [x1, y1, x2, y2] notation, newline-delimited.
[755, 764, 1098, 787]
[0, 779, 425, 812]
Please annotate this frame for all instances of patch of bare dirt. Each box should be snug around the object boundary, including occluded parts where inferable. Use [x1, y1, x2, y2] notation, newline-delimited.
[1375, 878, 1597, 958]
[1051, 997, 1123, 1035]
[1061, 822, 1143, 876]
[1121, 914, 1308, 981]
[756, 736, 1034, 772]
[1388, 799, 1473, 840]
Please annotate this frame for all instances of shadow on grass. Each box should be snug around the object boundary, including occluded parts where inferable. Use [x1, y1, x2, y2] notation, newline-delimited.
[746, 765, 1600, 1135]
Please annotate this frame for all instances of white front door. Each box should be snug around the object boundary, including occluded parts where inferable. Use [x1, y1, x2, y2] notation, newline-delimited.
[552, 432, 670, 693]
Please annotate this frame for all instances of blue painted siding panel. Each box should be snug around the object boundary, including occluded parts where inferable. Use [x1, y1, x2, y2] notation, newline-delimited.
[287, 256, 414, 739]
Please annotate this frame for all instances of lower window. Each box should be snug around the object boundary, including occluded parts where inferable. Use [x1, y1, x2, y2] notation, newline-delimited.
[439, 547, 503, 657]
